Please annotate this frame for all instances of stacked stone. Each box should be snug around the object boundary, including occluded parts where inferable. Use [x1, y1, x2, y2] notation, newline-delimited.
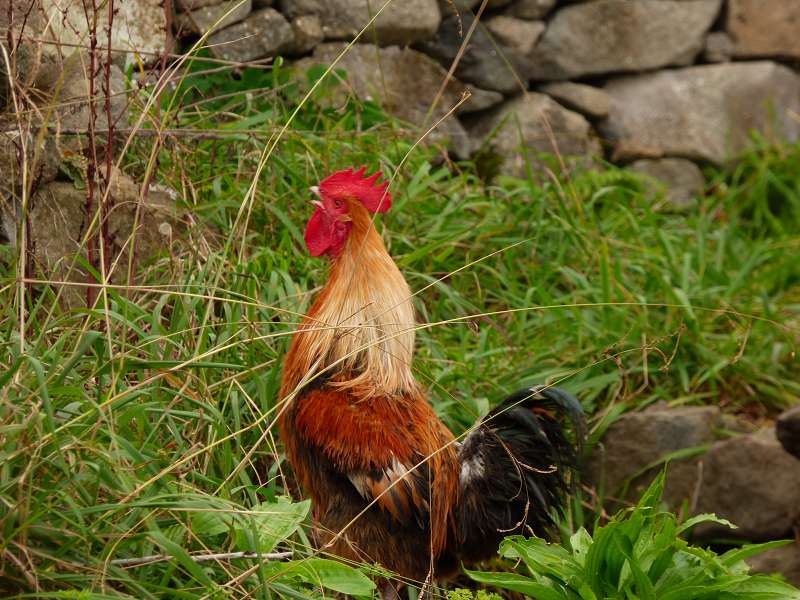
[167, 0, 800, 207]
[1, 1, 183, 303]
[7, 1, 799, 208]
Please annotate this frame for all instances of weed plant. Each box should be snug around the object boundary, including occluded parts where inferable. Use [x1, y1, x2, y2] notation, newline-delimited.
[467, 470, 800, 600]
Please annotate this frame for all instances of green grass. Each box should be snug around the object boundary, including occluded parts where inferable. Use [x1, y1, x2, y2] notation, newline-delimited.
[1, 51, 799, 597]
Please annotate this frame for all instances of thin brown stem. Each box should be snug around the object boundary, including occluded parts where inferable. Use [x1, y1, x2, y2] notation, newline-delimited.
[110, 550, 293, 568]
[101, 0, 116, 278]
[81, 0, 99, 306]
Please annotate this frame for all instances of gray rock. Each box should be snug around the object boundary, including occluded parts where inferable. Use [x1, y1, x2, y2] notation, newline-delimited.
[110, 1, 171, 62]
[437, 0, 480, 15]
[601, 62, 800, 165]
[529, 0, 721, 81]
[727, 0, 800, 60]
[2, 39, 44, 102]
[466, 93, 601, 177]
[54, 59, 128, 134]
[776, 405, 800, 460]
[176, 0, 229, 9]
[0, 131, 60, 208]
[175, 0, 252, 35]
[539, 82, 610, 120]
[704, 31, 735, 63]
[719, 413, 758, 436]
[2, 3, 70, 97]
[280, 0, 441, 47]
[0, 0, 43, 33]
[461, 85, 505, 114]
[0, 200, 15, 246]
[26, 170, 181, 307]
[693, 428, 800, 542]
[485, 16, 545, 57]
[747, 542, 800, 587]
[505, 0, 557, 20]
[443, 0, 511, 9]
[288, 15, 324, 55]
[295, 43, 473, 157]
[417, 15, 525, 94]
[589, 406, 722, 509]
[37, 0, 168, 67]
[630, 158, 705, 210]
[1, 127, 60, 247]
[206, 8, 294, 62]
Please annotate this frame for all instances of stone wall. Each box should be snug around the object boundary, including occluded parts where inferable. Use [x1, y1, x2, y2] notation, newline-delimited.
[167, 0, 800, 205]
[4, 0, 800, 208]
[1, 1, 183, 302]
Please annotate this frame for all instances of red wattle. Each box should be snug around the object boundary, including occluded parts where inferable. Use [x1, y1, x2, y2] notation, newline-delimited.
[305, 208, 332, 256]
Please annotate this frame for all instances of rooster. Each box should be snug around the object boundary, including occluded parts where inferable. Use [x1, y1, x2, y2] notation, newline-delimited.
[278, 167, 584, 597]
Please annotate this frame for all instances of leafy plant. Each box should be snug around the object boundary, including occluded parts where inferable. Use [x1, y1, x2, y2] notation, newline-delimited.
[467, 469, 800, 599]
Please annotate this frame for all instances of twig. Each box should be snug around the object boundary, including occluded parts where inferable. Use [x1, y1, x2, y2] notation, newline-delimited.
[102, 0, 116, 274]
[81, 0, 100, 306]
[161, 0, 174, 74]
[1, 23, 31, 366]
[5, 0, 13, 54]
[10, 0, 35, 55]
[110, 550, 293, 568]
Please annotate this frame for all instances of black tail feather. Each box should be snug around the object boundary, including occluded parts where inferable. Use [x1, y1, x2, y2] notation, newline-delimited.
[455, 385, 585, 563]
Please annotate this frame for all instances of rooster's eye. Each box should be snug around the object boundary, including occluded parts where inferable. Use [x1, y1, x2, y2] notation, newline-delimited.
[334, 200, 343, 208]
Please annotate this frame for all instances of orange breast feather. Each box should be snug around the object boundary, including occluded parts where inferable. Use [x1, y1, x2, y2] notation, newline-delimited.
[292, 387, 459, 554]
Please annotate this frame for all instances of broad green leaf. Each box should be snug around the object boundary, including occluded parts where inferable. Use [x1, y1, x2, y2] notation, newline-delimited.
[191, 507, 236, 537]
[286, 558, 375, 597]
[235, 496, 310, 553]
[720, 540, 792, 568]
[466, 569, 567, 600]
[677, 513, 737, 535]
[501, 536, 573, 567]
[731, 575, 800, 599]
[569, 528, 593, 566]
[576, 582, 598, 600]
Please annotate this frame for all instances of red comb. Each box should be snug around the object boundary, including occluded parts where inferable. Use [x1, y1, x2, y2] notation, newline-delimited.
[319, 166, 391, 213]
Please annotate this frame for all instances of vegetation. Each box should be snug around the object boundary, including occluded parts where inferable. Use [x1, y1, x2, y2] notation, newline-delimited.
[1, 50, 798, 597]
[468, 470, 800, 600]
